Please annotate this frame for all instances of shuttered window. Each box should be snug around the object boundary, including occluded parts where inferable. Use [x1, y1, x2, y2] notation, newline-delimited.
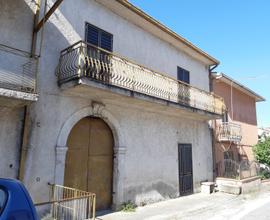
[177, 66, 190, 84]
[86, 25, 99, 46]
[100, 32, 113, 51]
[85, 23, 113, 52]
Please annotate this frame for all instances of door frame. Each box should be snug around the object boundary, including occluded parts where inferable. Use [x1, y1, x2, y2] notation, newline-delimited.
[55, 105, 127, 210]
[178, 143, 193, 196]
[64, 116, 114, 210]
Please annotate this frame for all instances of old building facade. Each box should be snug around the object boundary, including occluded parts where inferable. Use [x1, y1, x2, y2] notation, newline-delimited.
[0, 0, 225, 211]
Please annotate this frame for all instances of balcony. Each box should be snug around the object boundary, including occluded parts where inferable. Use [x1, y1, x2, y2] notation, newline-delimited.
[0, 44, 38, 107]
[218, 122, 242, 142]
[56, 41, 225, 116]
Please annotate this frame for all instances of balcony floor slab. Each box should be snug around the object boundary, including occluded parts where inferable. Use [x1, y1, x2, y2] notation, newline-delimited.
[0, 88, 38, 108]
[60, 78, 222, 121]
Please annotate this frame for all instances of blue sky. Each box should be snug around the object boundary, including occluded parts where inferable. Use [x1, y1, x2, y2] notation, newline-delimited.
[130, 0, 269, 128]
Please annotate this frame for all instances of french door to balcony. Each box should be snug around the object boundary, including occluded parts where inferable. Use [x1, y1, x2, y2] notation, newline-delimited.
[85, 22, 113, 83]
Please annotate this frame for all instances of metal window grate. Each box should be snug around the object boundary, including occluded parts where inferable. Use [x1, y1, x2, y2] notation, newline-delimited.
[0, 44, 38, 93]
[216, 159, 260, 180]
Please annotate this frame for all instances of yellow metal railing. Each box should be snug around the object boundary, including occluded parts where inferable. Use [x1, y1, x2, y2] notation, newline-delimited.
[36, 184, 96, 220]
[56, 41, 226, 115]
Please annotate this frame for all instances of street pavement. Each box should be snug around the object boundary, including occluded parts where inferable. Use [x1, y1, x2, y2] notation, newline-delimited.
[240, 202, 270, 220]
[98, 182, 270, 220]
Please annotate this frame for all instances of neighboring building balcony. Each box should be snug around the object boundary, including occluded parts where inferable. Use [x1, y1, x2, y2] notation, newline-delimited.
[56, 41, 225, 117]
[218, 122, 242, 142]
[0, 44, 38, 107]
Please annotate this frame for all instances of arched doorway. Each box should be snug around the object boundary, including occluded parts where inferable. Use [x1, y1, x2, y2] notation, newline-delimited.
[64, 117, 114, 211]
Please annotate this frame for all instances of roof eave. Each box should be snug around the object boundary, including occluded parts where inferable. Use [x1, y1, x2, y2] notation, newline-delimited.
[212, 72, 266, 102]
[115, 0, 219, 66]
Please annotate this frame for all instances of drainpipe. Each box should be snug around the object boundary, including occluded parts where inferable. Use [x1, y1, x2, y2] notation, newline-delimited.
[210, 120, 217, 180]
[209, 64, 218, 181]
[18, 0, 63, 182]
[209, 64, 218, 92]
[230, 81, 234, 120]
[18, 106, 31, 180]
[31, 0, 41, 56]
[18, 0, 42, 181]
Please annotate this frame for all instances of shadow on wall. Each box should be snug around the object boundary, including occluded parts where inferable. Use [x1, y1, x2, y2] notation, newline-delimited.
[35, 0, 82, 92]
[3, 0, 77, 205]
[125, 181, 178, 206]
[0, 0, 34, 50]
[0, 107, 25, 179]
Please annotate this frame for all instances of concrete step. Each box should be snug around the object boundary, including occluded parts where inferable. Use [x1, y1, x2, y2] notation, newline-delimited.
[218, 183, 241, 195]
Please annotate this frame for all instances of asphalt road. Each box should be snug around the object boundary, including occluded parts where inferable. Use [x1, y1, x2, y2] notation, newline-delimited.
[100, 182, 270, 220]
[241, 202, 270, 220]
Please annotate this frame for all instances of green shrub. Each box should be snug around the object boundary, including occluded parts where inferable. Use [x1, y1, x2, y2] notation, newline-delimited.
[260, 168, 270, 180]
[253, 137, 270, 166]
[120, 201, 136, 212]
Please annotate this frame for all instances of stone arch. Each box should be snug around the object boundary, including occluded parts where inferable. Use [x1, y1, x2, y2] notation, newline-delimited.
[55, 103, 126, 209]
[56, 103, 123, 148]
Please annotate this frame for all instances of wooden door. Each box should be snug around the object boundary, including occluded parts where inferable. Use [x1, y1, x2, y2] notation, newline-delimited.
[178, 144, 193, 196]
[64, 117, 114, 211]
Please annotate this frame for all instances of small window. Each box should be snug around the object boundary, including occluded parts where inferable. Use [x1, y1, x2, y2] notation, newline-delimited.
[85, 23, 113, 52]
[0, 188, 7, 216]
[177, 66, 190, 84]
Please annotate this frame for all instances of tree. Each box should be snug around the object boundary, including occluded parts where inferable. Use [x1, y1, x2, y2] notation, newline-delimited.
[253, 137, 270, 166]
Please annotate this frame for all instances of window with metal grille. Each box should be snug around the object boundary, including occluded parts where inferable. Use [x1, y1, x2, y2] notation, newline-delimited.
[177, 66, 190, 84]
[85, 23, 113, 52]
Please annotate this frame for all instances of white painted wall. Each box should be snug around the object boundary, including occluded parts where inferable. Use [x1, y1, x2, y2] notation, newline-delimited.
[0, 0, 34, 51]
[0, 0, 210, 93]
[23, 94, 213, 206]
[0, 0, 34, 180]
[0, 108, 24, 179]
[44, 0, 210, 92]
[110, 104, 213, 204]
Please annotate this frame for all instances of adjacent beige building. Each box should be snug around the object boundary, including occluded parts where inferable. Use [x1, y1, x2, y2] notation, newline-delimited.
[212, 73, 265, 178]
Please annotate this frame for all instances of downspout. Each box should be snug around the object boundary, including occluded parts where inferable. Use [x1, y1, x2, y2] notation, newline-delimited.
[18, 0, 43, 181]
[18, 0, 63, 181]
[209, 64, 218, 92]
[230, 81, 234, 120]
[18, 106, 31, 180]
[209, 64, 218, 181]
